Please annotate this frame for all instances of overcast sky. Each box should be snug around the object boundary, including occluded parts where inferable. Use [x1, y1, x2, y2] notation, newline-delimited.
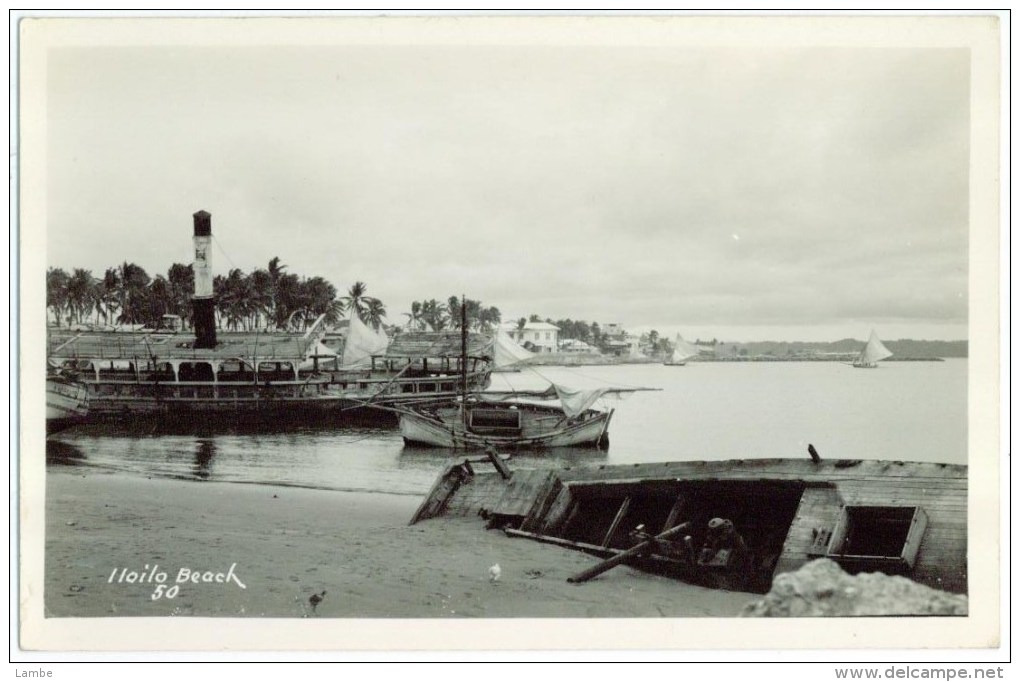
[44, 40, 971, 341]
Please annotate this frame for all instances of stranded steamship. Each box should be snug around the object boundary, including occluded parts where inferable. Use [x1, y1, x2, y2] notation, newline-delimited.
[46, 211, 494, 425]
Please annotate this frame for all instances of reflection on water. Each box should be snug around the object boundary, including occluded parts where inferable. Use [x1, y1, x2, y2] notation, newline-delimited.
[45, 439, 87, 466]
[44, 425, 611, 496]
[193, 439, 216, 480]
[44, 362, 967, 495]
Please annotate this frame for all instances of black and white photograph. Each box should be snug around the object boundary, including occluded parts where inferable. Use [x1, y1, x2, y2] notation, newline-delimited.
[16, 13, 1004, 658]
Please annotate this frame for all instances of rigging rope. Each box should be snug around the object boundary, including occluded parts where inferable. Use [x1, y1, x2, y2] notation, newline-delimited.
[211, 234, 240, 272]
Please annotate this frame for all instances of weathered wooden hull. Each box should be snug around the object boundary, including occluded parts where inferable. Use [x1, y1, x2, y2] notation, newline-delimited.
[61, 369, 491, 423]
[411, 458, 967, 595]
[48, 327, 493, 426]
[398, 404, 612, 449]
[46, 378, 89, 434]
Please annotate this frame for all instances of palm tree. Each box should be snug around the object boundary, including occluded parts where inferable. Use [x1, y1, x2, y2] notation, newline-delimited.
[301, 276, 344, 327]
[421, 299, 449, 332]
[446, 296, 484, 330]
[275, 272, 304, 329]
[403, 301, 423, 331]
[477, 305, 501, 332]
[248, 268, 273, 330]
[65, 268, 96, 326]
[166, 263, 194, 329]
[46, 268, 70, 327]
[364, 298, 387, 331]
[117, 262, 151, 325]
[142, 275, 171, 327]
[94, 268, 122, 326]
[265, 257, 287, 328]
[341, 281, 373, 322]
[215, 268, 253, 331]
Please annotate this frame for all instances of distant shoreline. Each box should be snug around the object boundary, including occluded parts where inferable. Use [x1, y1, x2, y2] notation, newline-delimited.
[519, 354, 951, 368]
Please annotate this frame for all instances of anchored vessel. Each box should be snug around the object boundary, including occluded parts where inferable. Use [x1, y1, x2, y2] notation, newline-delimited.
[397, 310, 616, 449]
[398, 389, 614, 449]
[411, 457, 967, 595]
[46, 211, 492, 425]
[46, 371, 89, 434]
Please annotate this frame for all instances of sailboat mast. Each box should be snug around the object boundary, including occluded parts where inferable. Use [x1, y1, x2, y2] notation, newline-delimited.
[460, 296, 468, 400]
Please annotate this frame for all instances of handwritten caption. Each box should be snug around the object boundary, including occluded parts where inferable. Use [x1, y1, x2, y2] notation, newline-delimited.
[108, 563, 246, 600]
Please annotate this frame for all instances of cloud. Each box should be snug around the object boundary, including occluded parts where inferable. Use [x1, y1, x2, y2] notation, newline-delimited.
[45, 44, 970, 338]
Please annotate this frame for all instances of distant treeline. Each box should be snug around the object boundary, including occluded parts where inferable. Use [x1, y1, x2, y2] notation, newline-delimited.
[46, 259, 388, 332]
[720, 339, 968, 358]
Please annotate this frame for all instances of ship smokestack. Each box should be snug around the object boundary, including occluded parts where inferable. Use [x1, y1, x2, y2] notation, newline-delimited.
[192, 210, 217, 349]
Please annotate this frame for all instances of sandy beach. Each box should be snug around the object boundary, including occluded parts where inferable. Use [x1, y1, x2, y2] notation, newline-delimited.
[44, 468, 754, 619]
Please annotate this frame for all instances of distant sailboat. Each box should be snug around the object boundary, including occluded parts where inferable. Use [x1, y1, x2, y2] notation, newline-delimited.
[664, 335, 700, 366]
[853, 330, 893, 368]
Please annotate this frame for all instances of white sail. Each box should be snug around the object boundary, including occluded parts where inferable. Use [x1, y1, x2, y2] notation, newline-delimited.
[493, 329, 535, 368]
[341, 315, 389, 368]
[298, 340, 339, 370]
[552, 384, 611, 418]
[670, 335, 701, 363]
[856, 330, 893, 366]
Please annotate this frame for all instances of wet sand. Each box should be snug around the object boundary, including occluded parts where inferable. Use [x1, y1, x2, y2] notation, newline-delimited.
[44, 469, 754, 619]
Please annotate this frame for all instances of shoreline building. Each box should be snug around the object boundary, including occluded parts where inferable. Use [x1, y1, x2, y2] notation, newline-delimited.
[503, 321, 560, 354]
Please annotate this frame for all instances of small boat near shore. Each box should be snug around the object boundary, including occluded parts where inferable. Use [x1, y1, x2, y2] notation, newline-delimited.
[46, 372, 89, 435]
[397, 310, 627, 450]
[398, 388, 614, 450]
[853, 330, 894, 368]
[411, 456, 967, 596]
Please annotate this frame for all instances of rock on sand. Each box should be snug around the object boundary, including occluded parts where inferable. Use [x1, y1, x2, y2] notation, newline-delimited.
[741, 558, 967, 617]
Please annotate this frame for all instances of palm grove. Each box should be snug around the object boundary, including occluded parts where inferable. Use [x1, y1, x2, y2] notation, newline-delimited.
[46, 262, 674, 355]
[46, 261, 504, 334]
[45, 259, 386, 333]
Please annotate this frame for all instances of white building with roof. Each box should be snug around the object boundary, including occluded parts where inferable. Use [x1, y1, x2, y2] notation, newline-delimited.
[502, 321, 560, 353]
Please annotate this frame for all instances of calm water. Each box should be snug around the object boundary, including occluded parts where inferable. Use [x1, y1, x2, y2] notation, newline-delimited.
[46, 360, 967, 496]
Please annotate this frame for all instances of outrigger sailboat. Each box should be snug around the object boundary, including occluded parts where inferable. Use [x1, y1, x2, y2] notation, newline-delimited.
[397, 305, 624, 450]
[398, 383, 616, 450]
[664, 335, 701, 366]
[852, 330, 893, 368]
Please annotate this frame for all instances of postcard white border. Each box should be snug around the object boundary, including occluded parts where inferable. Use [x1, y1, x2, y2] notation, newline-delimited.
[16, 14, 1003, 654]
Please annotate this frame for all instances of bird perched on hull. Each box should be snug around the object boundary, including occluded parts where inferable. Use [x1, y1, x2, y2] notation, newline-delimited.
[489, 564, 501, 583]
[808, 444, 821, 464]
[308, 590, 327, 613]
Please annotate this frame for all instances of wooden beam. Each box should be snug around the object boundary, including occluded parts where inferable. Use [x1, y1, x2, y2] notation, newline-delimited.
[662, 492, 687, 534]
[567, 522, 693, 584]
[504, 528, 618, 559]
[485, 448, 513, 480]
[601, 496, 631, 548]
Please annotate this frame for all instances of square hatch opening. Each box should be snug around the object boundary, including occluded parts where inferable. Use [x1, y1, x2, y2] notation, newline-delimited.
[827, 505, 928, 575]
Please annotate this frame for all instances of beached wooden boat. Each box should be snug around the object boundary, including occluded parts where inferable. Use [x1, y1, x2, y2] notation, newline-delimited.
[398, 393, 613, 449]
[411, 457, 967, 595]
[46, 372, 89, 434]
